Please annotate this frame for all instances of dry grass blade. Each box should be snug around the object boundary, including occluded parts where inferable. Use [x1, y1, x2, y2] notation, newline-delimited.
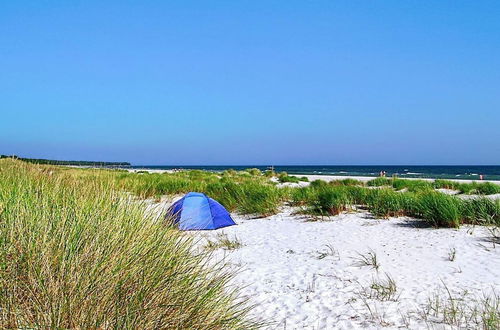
[205, 233, 243, 251]
[353, 249, 380, 271]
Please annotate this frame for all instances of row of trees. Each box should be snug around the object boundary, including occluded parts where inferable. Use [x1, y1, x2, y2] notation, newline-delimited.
[0, 155, 130, 167]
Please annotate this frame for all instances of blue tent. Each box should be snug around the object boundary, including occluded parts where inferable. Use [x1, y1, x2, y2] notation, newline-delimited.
[167, 192, 236, 230]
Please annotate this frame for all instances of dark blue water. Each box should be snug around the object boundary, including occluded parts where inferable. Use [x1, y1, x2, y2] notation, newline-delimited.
[131, 165, 500, 181]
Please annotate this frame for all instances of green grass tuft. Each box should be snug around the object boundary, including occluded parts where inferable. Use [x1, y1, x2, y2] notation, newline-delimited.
[416, 192, 461, 228]
[306, 186, 351, 215]
[460, 198, 500, 226]
[367, 177, 392, 187]
[391, 179, 433, 192]
[330, 178, 364, 186]
[277, 172, 300, 183]
[205, 233, 243, 251]
[366, 189, 415, 218]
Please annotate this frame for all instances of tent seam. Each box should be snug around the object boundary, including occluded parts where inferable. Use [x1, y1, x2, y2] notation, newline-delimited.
[207, 196, 216, 229]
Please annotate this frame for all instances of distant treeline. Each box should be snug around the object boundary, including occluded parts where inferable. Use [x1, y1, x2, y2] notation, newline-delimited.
[0, 155, 130, 167]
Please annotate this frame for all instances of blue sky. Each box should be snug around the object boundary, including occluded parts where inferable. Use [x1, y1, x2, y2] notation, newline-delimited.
[1, 1, 499, 165]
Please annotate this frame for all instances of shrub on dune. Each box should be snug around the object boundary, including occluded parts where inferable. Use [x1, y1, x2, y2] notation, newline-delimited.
[366, 189, 414, 218]
[392, 179, 433, 192]
[277, 172, 300, 183]
[433, 179, 460, 190]
[460, 198, 500, 226]
[238, 182, 283, 216]
[205, 180, 240, 211]
[222, 169, 238, 176]
[391, 178, 409, 191]
[205, 180, 282, 217]
[457, 182, 477, 194]
[263, 170, 275, 177]
[245, 168, 262, 176]
[475, 182, 500, 195]
[416, 191, 461, 228]
[310, 179, 329, 189]
[367, 177, 392, 187]
[308, 186, 351, 215]
[433, 180, 499, 195]
[344, 186, 369, 205]
[118, 173, 205, 198]
[330, 178, 364, 186]
[289, 187, 315, 206]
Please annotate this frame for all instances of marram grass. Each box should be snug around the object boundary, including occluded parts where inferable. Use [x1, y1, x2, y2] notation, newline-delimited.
[367, 177, 500, 195]
[0, 159, 257, 329]
[72, 168, 283, 217]
[15, 161, 500, 228]
[292, 183, 499, 228]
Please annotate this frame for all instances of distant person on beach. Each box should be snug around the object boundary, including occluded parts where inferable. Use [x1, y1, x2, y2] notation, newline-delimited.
[480, 174, 484, 180]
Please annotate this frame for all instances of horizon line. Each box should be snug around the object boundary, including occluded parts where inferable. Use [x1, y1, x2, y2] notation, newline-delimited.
[132, 164, 500, 167]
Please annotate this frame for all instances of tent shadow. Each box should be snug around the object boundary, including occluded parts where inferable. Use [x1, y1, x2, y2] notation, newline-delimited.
[392, 219, 433, 229]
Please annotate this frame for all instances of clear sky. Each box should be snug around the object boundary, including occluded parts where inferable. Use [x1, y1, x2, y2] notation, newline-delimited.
[1, 1, 499, 165]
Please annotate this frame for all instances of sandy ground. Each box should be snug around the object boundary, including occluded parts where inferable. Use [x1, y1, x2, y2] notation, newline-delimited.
[98, 165, 500, 329]
[147, 179, 500, 329]
[198, 209, 499, 329]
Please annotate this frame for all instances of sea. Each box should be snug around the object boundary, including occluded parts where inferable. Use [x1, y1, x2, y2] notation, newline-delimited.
[130, 165, 500, 181]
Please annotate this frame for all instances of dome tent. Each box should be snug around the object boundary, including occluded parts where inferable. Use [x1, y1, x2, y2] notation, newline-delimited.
[167, 192, 236, 230]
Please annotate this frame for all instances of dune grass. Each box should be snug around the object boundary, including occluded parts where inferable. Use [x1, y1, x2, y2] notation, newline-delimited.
[245, 168, 262, 176]
[205, 233, 243, 251]
[207, 180, 284, 216]
[124, 170, 284, 217]
[421, 286, 499, 329]
[436, 179, 500, 195]
[366, 177, 500, 195]
[311, 186, 352, 215]
[275, 172, 309, 184]
[49, 167, 283, 217]
[291, 182, 499, 228]
[330, 178, 365, 186]
[366, 189, 416, 218]
[24, 162, 500, 227]
[277, 172, 300, 183]
[415, 192, 462, 228]
[353, 250, 380, 271]
[0, 159, 256, 328]
[460, 197, 500, 226]
[391, 179, 433, 192]
[367, 177, 392, 187]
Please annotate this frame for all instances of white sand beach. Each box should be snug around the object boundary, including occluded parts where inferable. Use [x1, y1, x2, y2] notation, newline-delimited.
[200, 208, 500, 329]
[145, 171, 500, 328]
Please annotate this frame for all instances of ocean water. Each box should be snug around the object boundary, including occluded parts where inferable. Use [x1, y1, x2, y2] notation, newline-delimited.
[131, 165, 500, 181]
